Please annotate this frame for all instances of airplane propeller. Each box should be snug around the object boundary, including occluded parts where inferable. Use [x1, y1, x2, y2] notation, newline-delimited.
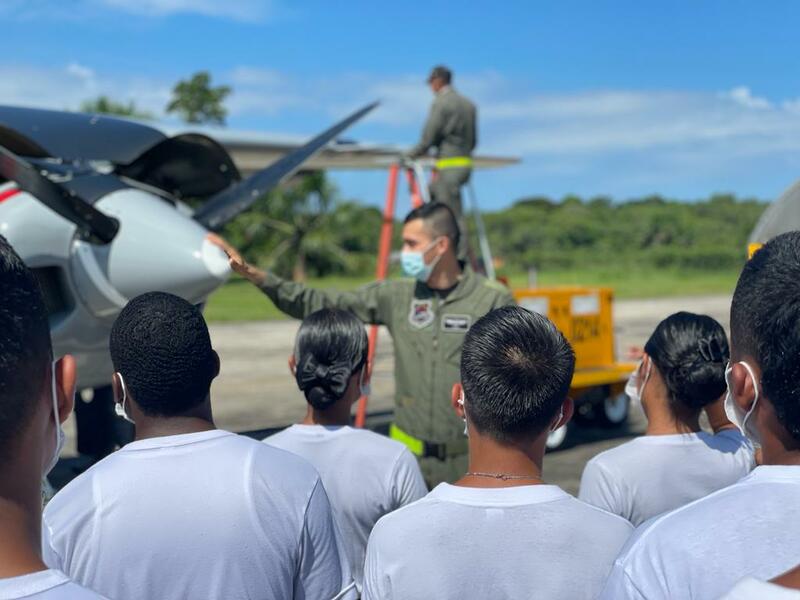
[0, 101, 378, 244]
[0, 145, 120, 244]
[193, 101, 379, 231]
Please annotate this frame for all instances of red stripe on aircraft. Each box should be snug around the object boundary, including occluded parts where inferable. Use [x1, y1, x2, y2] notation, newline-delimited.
[0, 188, 20, 204]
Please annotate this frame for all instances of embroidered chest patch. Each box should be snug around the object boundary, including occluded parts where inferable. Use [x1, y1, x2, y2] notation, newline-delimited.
[442, 314, 471, 332]
[409, 299, 435, 329]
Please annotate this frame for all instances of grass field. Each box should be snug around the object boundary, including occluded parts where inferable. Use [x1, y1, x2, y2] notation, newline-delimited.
[204, 267, 741, 322]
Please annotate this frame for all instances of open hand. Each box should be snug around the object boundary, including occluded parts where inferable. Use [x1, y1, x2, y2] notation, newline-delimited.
[206, 233, 266, 284]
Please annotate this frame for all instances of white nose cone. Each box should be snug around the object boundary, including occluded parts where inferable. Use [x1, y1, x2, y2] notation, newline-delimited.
[200, 237, 232, 280]
[90, 189, 230, 306]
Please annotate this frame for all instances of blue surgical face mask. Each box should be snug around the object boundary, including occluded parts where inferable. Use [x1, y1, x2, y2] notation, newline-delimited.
[401, 238, 444, 282]
[44, 359, 66, 477]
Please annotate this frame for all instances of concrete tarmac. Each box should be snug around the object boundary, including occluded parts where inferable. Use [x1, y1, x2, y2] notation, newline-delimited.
[58, 294, 732, 495]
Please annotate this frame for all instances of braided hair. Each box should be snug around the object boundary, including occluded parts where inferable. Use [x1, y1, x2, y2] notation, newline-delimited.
[294, 309, 368, 410]
[644, 311, 730, 410]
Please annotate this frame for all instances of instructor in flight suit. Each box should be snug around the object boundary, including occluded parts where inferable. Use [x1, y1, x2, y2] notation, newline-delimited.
[407, 65, 477, 258]
[208, 203, 513, 486]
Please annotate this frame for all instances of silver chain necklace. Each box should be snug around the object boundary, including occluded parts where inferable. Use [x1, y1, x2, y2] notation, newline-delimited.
[465, 472, 544, 482]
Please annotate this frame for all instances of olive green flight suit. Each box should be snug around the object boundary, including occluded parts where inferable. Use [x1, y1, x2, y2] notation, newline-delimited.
[258, 267, 514, 486]
[409, 86, 477, 259]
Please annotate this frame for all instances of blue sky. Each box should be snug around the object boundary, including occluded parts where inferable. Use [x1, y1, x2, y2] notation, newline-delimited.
[2, 0, 800, 209]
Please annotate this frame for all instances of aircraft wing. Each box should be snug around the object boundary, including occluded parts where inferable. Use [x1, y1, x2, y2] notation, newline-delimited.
[749, 179, 800, 244]
[167, 127, 520, 176]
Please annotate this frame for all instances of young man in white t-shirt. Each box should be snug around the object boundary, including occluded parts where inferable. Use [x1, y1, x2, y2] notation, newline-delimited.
[0, 236, 103, 599]
[265, 308, 427, 593]
[43, 292, 354, 600]
[363, 305, 634, 600]
[580, 312, 754, 526]
[601, 231, 800, 600]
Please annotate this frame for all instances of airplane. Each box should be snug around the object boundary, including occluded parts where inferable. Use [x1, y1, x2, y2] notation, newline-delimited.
[0, 103, 517, 456]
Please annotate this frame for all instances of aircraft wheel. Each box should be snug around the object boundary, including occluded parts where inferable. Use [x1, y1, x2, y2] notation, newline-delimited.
[596, 390, 630, 428]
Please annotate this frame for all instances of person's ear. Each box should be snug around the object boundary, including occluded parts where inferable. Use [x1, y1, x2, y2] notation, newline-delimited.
[451, 383, 465, 418]
[437, 235, 451, 256]
[362, 360, 372, 387]
[551, 397, 574, 431]
[111, 372, 124, 405]
[288, 355, 297, 377]
[211, 350, 221, 379]
[54, 355, 76, 425]
[731, 362, 757, 413]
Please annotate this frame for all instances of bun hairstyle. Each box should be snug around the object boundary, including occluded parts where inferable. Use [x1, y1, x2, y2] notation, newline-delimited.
[293, 308, 369, 410]
[644, 311, 730, 410]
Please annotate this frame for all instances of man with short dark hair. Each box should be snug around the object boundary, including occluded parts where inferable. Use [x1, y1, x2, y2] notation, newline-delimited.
[601, 231, 800, 600]
[362, 306, 633, 599]
[43, 291, 354, 600]
[0, 235, 102, 599]
[407, 65, 477, 258]
[209, 203, 514, 486]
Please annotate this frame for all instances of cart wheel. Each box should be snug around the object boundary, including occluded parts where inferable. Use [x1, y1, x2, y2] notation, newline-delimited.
[597, 391, 630, 427]
[546, 423, 569, 451]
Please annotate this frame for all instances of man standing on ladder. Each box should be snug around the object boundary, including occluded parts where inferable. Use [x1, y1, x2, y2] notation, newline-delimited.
[208, 204, 513, 487]
[406, 65, 476, 259]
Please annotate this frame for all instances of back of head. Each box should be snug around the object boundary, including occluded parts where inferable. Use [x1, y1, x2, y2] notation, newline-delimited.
[644, 312, 729, 411]
[110, 291, 216, 417]
[0, 235, 51, 456]
[461, 305, 575, 442]
[404, 203, 460, 252]
[428, 65, 452, 85]
[730, 231, 800, 441]
[294, 308, 368, 410]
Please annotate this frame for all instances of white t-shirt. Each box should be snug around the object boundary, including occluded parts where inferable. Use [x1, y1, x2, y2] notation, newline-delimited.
[579, 430, 754, 525]
[600, 465, 800, 600]
[264, 424, 427, 592]
[363, 482, 633, 600]
[43, 430, 354, 600]
[719, 577, 800, 600]
[0, 569, 105, 599]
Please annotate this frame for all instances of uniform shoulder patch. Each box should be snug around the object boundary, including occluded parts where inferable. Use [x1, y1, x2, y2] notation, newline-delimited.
[408, 299, 434, 329]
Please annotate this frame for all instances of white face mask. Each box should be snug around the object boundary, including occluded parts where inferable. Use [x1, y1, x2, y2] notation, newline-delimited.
[114, 373, 136, 424]
[44, 359, 66, 477]
[458, 391, 468, 436]
[724, 361, 761, 445]
[625, 360, 651, 409]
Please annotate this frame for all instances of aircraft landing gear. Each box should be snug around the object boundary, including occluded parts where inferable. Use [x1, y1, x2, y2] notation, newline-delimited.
[74, 386, 134, 460]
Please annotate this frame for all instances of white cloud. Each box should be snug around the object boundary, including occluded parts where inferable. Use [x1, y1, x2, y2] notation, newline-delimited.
[95, 0, 272, 22]
[0, 0, 274, 23]
[3, 61, 800, 197]
[0, 64, 171, 115]
[723, 85, 772, 110]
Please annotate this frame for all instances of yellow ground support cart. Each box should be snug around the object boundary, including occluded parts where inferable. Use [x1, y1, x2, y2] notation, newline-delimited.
[514, 287, 637, 449]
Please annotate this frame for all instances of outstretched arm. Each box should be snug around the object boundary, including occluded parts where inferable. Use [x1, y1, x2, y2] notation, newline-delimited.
[207, 233, 390, 324]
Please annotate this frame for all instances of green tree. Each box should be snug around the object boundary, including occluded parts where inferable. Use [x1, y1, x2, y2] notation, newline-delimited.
[80, 95, 152, 119]
[166, 71, 231, 125]
[223, 172, 355, 281]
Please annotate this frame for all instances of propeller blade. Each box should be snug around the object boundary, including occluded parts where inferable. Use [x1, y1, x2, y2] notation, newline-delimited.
[0, 146, 119, 244]
[194, 101, 379, 231]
